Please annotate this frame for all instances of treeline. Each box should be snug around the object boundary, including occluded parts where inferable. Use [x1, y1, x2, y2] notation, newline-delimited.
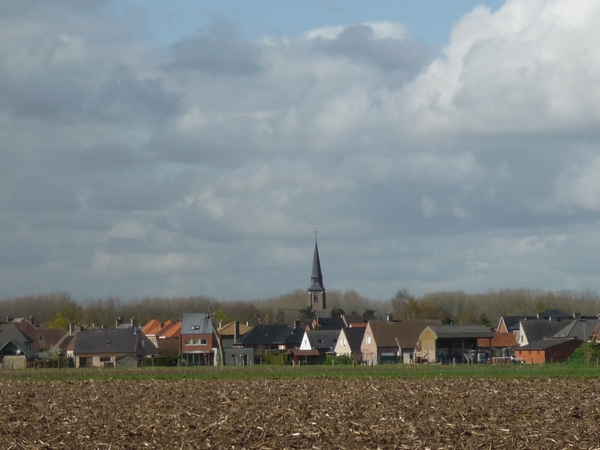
[2, 288, 600, 331]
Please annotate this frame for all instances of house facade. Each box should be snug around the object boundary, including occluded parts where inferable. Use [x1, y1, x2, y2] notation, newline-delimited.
[361, 320, 441, 365]
[180, 313, 217, 366]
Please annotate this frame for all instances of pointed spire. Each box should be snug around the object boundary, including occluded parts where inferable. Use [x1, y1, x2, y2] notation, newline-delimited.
[311, 240, 323, 282]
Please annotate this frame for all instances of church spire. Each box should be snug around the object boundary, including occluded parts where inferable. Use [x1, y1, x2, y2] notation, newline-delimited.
[308, 230, 326, 310]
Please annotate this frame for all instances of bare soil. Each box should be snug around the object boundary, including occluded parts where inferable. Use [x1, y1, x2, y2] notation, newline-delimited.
[1, 377, 599, 449]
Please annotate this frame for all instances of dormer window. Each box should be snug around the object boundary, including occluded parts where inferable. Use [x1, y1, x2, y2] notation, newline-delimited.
[190, 325, 201, 330]
[106, 340, 112, 346]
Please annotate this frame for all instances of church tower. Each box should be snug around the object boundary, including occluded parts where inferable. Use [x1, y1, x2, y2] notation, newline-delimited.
[308, 235, 326, 310]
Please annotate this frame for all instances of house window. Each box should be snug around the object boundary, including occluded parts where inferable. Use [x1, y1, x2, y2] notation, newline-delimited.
[100, 356, 110, 362]
[366, 336, 372, 344]
[190, 325, 201, 330]
[313, 293, 319, 303]
[200, 339, 207, 345]
[317, 339, 324, 344]
[38, 335, 44, 341]
[185, 339, 192, 345]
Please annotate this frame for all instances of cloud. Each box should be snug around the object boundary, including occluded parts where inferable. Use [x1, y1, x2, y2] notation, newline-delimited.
[3, 1, 600, 300]
[166, 18, 264, 74]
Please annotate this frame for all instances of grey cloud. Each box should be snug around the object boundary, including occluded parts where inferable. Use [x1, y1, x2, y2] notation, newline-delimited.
[166, 19, 264, 75]
[312, 24, 435, 77]
[92, 66, 183, 123]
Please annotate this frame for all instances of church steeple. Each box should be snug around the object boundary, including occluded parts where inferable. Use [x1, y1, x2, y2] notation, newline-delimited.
[308, 231, 326, 310]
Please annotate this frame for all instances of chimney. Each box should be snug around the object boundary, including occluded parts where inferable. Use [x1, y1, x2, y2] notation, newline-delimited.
[69, 323, 76, 335]
[294, 319, 301, 328]
[573, 312, 581, 320]
[234, 321, 240, 343]
[29, 316, 35, 326]
[130, 317, 137, 328]
[6, 316, 13, 323]
[219, 321, 223, 329]
[116, 317, 123, 328]
[387, 314, 393, 322]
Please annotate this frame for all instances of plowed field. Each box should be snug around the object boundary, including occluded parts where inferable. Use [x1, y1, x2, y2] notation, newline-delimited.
[1, 377, 599, 449]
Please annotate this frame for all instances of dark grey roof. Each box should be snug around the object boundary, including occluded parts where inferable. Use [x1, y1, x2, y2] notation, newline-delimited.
[521, 319, 572, 343]
[313, 317, 346, 330]
[235, 325, 304, 346]
[430, 325, 494, 339]
[0, 339, 37, 358]
[73, 328, 158, 356]
[500, 316, 535, 332]
[305, 330, 339, 351]
[554, 318, 600, 340]
[0, 323, 34, 348]
[181, 313, 213, 335]
[537, 309, 572, 320]
[341, 327, 365, 353]
[518, 338, 581, 350]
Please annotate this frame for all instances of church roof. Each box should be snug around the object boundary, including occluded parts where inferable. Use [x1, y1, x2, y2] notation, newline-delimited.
[308, 240, 325, 291]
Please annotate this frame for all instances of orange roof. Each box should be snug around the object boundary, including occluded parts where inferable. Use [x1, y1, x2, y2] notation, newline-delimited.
[478, 332, 517, 348]
[159, 321, 181, 338]
[141, 319, 177, 336]
[141, 319, 163, 335]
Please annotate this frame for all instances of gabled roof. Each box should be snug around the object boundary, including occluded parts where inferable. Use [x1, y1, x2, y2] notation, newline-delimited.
[342, 314, 365, 327]
[305, 330, 339, 351]
[340, 327, 365, 352]
[217, 321, 252, 338]
[498, 316, 535, 332]
[16, 325, 67, 352]
[517, 337, 582, 350]
[73, 328, 158, 356]
[0, 323, 34, 348]
[521, 319, 572, 343]
[370, 320, 442, 348]
[140, 319, 164, 335]
[0, 339, 37, 358]
[429, 325, 494, 339]
[553, 318, 600, 341]
[181, 313, 213, 335]
[159, 321, 181, 338]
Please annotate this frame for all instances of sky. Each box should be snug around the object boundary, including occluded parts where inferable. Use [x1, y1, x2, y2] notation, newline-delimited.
[2, 0, 600, 302]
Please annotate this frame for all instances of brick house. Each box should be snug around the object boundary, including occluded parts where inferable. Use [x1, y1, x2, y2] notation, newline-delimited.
[180, 313, 216, 366]
[514, 338, 583, 364]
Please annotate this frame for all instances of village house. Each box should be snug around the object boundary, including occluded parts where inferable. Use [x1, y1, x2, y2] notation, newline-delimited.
[334, 327, 365, 359]
[73, 328, 158, 368]
[218, 321, 254, 366]
[514, 338, 583, 363]
[361, 320, 441, 365]
[141, 319, 181, 356]
[180, 313, 217, 366]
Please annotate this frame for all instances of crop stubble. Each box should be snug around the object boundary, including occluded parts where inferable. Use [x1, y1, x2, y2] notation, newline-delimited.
[0, 377, 599, 449]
